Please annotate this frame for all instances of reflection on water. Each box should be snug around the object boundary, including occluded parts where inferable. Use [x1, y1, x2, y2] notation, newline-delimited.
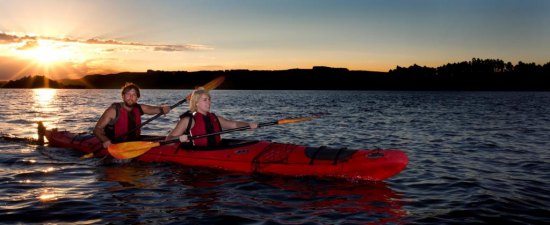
[257, 177, 407, 224]
[38, 188, 59, 202]
[30, 89, 60, 139]
[101, 165, 155, 192]
[94, 165, 407, 224]
[178, 168, 407, 224]
[32, 88, 56, 107]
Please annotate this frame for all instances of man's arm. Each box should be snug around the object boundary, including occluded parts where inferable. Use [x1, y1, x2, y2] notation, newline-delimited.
[141, 104, 171, 115]
[93, 106, 115, 148]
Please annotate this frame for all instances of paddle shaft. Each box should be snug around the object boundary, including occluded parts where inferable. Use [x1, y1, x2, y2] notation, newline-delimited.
[161, 121, 278, 145]
[193, 121, 275, 139]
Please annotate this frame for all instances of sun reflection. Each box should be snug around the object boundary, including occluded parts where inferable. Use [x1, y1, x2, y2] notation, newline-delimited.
[22, 159, 37, 164]
[42, 167, 55, 173]
[38, 192, 58, 202]
[33, 88, 56, 106]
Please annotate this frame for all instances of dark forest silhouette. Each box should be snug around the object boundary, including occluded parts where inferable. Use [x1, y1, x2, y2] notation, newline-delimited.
[1, 76, 64, 88]
[388, 58, 550, 90]
[2, 58, 549, 90]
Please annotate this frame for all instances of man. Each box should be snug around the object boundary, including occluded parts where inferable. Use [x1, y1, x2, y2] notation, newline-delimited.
[94, 82, 171, 148]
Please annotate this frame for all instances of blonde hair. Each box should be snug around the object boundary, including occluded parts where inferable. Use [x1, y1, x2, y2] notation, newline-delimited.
[189, 87, 209, 112]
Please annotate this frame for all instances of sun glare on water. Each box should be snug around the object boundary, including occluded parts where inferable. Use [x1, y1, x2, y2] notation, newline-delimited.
[33, 88, 57, 106]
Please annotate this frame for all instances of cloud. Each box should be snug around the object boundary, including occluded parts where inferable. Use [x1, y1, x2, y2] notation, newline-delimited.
[0, 32, 23, 43]
[153, 44, 212, 52]
[85, 37, 211, 51]
[84, 38, 140, 45]
[0, 31, 211, 52]
[16, 40, 39, 50]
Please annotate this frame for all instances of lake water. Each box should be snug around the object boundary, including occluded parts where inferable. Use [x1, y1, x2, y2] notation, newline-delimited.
[1, 89, 549, 224]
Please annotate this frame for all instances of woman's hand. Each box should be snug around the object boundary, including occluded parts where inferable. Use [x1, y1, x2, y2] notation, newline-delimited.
[179, 135, 189, 142]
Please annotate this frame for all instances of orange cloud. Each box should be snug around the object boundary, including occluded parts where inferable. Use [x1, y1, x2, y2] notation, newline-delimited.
[0, 31, 214, 80]
[1, 31, 210, 52]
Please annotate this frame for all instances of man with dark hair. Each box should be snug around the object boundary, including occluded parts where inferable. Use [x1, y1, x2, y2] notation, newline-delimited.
[94, 82, 171, 148]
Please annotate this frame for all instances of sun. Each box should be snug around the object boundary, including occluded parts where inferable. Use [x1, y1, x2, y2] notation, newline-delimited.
[20, 39, 82, 65]
[31, 41, 63, 64]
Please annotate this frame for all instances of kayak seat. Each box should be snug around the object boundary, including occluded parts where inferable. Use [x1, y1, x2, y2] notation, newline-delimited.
[305, 146, 356, 165]
[71, 133, 95, 142]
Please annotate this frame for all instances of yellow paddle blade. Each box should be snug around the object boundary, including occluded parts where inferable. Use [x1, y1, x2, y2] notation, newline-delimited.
[277, 117, 315, 125]
[203, 76, 226, 91]
[107, 141, 161, 159]
[186, 76, 225, 101]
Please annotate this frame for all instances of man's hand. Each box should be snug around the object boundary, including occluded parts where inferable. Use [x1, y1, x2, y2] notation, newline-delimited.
[102, 140, 112, 149]
[160, 105, 171, 115]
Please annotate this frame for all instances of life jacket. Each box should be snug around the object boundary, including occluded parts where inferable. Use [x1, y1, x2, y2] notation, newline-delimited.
[104, 103, 143, 143]
[180, 111, 222, 146]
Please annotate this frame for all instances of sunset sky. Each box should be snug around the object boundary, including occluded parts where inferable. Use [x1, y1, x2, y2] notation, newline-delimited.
[1, 0, 549, 81]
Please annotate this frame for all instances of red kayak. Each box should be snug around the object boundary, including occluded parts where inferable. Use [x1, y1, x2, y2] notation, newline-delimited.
[43, 128, 408, 181]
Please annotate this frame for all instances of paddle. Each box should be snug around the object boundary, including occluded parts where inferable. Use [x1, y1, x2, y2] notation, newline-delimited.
[81, 76, 225, 159]
[107, 116, 317, 159]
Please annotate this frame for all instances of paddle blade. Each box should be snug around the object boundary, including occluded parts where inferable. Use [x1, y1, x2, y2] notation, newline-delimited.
[277, 117, 315, 125]
[186, 76, 225, 101]
[107, 141, 161, 159]
[203, 76, 225, 91]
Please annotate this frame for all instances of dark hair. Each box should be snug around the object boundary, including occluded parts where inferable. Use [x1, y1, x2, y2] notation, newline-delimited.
[121, 82, 140, 98]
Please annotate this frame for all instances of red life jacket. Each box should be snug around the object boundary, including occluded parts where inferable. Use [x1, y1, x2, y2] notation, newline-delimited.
[189, 112, 222, 146]
[104, 103, 143, 142]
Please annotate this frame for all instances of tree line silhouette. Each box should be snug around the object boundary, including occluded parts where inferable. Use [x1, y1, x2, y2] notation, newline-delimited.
[388, 58, 550, 90]
[0, 76, 64, 88]
[1, 58, 549, 90]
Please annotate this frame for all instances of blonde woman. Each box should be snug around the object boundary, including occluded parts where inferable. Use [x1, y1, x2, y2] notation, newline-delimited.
[166, 88, 257, 146]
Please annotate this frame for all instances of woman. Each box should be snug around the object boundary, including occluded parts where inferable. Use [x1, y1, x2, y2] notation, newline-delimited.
[166, 88, 257, 146]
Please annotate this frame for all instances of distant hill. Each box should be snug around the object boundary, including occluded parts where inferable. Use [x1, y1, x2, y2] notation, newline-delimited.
[60, 67, 386, 90]
[1, 76, 64, 88]
[60, 62, 550, 91]
[2, 59, 550, 90]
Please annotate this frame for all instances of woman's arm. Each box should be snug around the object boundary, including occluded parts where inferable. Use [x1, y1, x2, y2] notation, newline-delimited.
[217, 116, 258, 130]
[165, 117, 192, 141]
